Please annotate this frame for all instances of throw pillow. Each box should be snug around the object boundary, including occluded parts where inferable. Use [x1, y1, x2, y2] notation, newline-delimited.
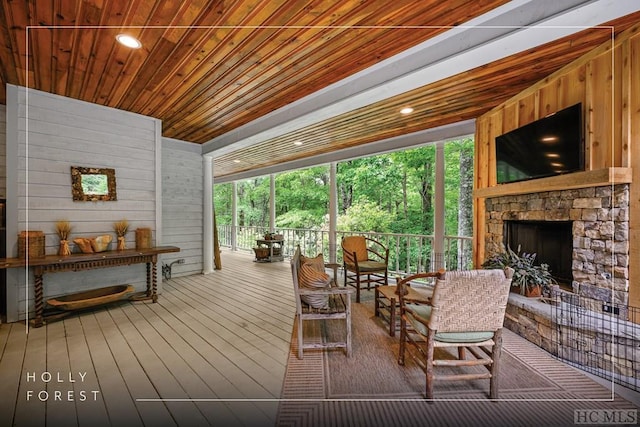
[298, 262, 331, 309]
[300, 253, 325, 272]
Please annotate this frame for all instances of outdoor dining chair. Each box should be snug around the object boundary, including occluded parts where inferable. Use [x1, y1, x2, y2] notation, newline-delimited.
[341, 235, 389, 303]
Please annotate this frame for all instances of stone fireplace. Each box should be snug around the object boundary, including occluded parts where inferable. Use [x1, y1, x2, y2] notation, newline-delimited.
[484, 184, 630, 307]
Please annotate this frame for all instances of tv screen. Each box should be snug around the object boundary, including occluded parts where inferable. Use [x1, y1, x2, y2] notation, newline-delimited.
[496, 103, 583, 184]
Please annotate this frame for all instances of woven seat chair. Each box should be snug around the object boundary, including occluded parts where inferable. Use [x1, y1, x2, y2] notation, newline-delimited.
[397, 268, 513, 399]
[341, 236, 389, 303]
[291, 246, 353, 359]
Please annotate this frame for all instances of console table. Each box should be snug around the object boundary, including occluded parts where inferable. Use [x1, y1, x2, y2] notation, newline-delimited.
[254, 239, 284, 262]
[0, 246, 180, 327]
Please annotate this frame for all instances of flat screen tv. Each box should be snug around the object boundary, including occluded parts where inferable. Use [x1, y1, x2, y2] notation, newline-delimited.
[496, 103, 584, 184]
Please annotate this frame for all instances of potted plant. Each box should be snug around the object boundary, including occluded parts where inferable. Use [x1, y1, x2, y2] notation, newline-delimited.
[482, 245, 557, 297]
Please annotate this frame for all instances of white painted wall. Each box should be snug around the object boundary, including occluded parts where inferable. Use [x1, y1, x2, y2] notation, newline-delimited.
[5, 85, 162, 322]
[161, 137, 203, 277]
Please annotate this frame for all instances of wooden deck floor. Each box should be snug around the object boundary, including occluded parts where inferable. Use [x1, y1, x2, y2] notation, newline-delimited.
[0, 249, 638, 426]
[0, 249, 295, 427]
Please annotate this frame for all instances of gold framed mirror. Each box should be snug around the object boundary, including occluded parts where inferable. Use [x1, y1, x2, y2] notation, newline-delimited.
[71, 166, 117, 201]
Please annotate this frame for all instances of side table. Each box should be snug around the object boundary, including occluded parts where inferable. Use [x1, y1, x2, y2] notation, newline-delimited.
[375, 284, 433, 337]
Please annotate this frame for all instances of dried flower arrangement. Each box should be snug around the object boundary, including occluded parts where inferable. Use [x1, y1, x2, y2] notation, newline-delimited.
[55, 220, 73, 255]
[113, 220, 129, 237]
[55, 220, 72, 241]
[114, 220, 129, 250]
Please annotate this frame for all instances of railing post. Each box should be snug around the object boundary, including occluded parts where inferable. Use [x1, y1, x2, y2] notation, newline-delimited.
[231, 181, 238, 251]
[329, 162, 338, 264]
[433, 141, 445, 269]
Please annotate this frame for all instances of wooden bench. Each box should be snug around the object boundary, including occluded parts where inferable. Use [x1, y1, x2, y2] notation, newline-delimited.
[291, 247, 353, 359]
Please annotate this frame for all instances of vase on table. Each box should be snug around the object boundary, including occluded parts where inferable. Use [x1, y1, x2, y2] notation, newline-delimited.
[59, 239, 71, 256]
[117, 236, 126, 251]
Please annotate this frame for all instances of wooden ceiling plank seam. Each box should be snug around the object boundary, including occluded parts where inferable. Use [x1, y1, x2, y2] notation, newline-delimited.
[158, 0, 437, 135]
[65, 0, 105, 99]
[100, 0, 172, 106]
[131, 1, 248, 113]
[96, 0, 167, 106]
[122, 0, 274, 117]
[148, 2, 327, 124]
[165, 26, 428, 140]
[170, 7, 499, 142]
[0, 2, 20, 102]
[141, 1, 329, 117]
[112, 0, 212, 109]
[52, 0, 81, 97]
[178, 9, 624, 144]
[210, 49, 596, 172]
[78, 0, 131, 104]
[92, 0, 155, 106]
[29, 2, 51, 93]
[123, 2, 232, 110]
[155, 0, 430, 135]
[6, 0, 31, 86]
[178, 0, 506, 139]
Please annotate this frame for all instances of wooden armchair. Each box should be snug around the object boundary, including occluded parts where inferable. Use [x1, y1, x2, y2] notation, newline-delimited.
[291, 246, 354, 359]
[341, 235, 389, 303]
[397, 268, 513, 399]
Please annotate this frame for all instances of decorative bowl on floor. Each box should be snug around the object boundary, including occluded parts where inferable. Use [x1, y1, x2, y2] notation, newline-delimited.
[46, 284, 134, 311]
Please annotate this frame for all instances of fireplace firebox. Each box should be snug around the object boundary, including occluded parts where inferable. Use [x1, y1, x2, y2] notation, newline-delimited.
[504, 220, 573, 285]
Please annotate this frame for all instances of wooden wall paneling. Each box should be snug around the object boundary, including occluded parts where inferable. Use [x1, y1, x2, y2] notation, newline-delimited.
[537, 77, 559, 117]
[619, 38, 640, 167]
[5, 86, 159, 322]
[586, 50, 614, 170]
[628, 32, 640, 309]
[517, 92, 537, 128]
[473, 116, 491, 267]
[501, 102, 519, 134]
[611, 43, 624, 168]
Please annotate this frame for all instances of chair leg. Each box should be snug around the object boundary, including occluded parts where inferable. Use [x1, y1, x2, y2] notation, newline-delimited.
[297, 315, 304, 359]
[458, 347, 466, 360]
[355, 275, 361, 303]
[426, 330, 436, 399]
[346, 299, 352, 357]
[398, 316, 406, 366]
[489, 329, 503, 399]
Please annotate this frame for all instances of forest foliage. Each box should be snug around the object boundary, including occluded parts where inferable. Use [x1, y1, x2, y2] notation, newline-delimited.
[214, 138, 474, 238]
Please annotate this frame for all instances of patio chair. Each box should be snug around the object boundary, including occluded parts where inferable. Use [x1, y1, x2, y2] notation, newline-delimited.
[341, 236, 389, 303]
[397, 268, 513, 399]
[291, 246, 354, 359]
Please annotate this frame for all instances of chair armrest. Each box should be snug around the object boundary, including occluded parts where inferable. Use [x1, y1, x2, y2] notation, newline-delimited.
[404, 304, 431, 328]
[298, 287, 354, 296]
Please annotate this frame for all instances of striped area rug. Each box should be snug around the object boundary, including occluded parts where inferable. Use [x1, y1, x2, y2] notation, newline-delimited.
[277, 296, 638, 426]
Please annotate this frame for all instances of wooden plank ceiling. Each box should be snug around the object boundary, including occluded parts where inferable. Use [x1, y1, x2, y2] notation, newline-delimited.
[0, 1, 638, 179]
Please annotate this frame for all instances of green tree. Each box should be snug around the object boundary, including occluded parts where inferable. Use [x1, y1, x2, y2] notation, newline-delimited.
[337, 198, 393, 233]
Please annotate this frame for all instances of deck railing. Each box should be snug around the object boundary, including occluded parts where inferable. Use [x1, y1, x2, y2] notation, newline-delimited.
[217, 224, 473, 274]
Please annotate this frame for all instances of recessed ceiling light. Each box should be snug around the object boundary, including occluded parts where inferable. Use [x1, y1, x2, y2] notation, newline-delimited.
[116, 34, 142, 49]
[400, 107, 414, 115]
[293, 141, 303, 146]
[233, 159, 241, 163]
[541, 136, 558, 143]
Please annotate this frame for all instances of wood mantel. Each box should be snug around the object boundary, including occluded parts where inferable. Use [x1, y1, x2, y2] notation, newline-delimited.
[0, 246, 180, 327]
[473, 168, 633, 199]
